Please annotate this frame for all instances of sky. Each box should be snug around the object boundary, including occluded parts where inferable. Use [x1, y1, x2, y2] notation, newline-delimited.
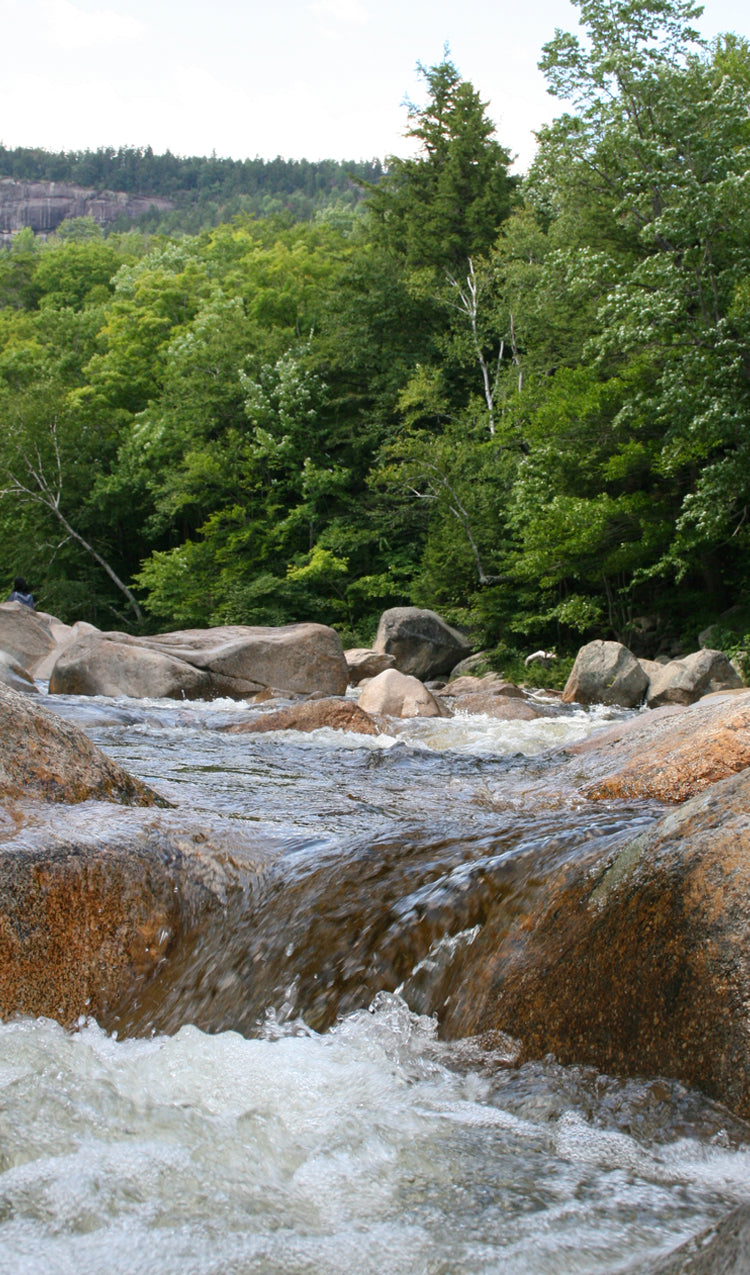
[0, 0, 748, 173]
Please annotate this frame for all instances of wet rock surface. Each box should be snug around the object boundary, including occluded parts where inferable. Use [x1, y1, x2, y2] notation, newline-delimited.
[221, 696, 378, 736]
[440, 766, 750, 1119]
[0, 681, 165, 805]
[565, 690, 750, 801]
[644, 1202, 750, 1273]
[0, 809, 253, 1028]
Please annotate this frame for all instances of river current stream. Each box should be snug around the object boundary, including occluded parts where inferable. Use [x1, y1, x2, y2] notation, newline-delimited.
[2, 689, 750, 1273]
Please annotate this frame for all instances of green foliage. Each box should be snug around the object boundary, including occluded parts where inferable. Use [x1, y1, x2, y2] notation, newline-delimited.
[367, 53, 516, 271]
[4, 21, 750, 652]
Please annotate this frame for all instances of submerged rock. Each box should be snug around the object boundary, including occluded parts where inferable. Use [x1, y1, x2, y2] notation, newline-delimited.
[442, 674, 526, 699]
[644, 1202, 750, 1273]
[453, 694, 543, 720]
[373, 607, 471, 681]
[442, 674, 547, 719]
[441, 765, 750, 1120]
[222, 697, 378, 736]
[0, 681, 165, 805]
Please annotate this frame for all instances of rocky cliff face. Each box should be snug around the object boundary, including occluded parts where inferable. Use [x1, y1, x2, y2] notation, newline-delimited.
[0, 177, 173, 240]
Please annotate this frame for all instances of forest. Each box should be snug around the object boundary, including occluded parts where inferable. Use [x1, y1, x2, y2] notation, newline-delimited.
[2, 0, 750, 672]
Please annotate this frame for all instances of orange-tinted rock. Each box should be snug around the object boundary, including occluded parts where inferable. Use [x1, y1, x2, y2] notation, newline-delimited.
[0, 681, 166, 805]
[0, 813, 232, 1027]
[578, 691, 750, 802]
[440, 766, 750, 1119]
[222, 697, 378, 736]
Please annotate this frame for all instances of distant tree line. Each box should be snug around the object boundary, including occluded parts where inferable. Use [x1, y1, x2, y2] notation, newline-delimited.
[0, 144, 383, 199]
[0, 145, 383, 230]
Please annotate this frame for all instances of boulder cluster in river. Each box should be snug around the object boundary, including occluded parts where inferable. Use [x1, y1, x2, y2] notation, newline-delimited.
[3, 603, 750, 1155]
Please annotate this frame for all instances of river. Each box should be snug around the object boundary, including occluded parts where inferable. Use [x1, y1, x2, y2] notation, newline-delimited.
[1, 688, 749, 1273]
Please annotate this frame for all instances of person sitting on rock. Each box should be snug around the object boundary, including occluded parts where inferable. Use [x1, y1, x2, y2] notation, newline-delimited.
[6, 577, 34, 609]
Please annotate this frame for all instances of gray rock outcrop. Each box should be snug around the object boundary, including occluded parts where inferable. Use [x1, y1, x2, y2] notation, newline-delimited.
[373, 607, 471, 680]
[49, 623, 349, 701]
[646, 648, 743, 708]
[0, 178, 173, 241]
[562, 640, 649, 707]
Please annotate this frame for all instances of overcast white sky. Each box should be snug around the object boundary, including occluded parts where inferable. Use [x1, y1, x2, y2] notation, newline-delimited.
[0, 0, 748, 173]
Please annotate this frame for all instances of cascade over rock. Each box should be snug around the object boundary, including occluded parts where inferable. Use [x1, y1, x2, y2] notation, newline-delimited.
[440, 764, 750, 1120]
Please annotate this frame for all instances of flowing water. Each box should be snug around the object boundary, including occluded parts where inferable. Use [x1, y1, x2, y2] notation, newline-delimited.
[2, 689, 750, 1273]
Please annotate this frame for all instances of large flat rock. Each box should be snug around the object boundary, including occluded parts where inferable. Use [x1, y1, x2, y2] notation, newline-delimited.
[49, 622, 349, 701]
